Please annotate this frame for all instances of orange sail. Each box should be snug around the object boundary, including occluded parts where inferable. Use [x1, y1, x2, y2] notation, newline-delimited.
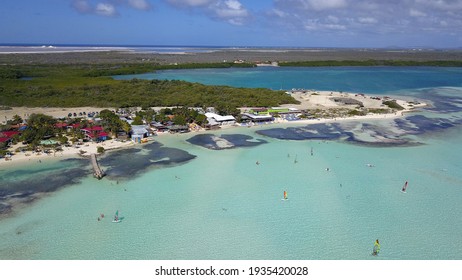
[283, 191, 288, 200]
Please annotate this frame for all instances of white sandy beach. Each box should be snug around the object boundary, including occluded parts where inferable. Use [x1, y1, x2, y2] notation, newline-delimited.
[0, 45, 131, 54]
[0, 90, 426, 166]
[281, 90, 418, 110]
[0, 139, 136, 168]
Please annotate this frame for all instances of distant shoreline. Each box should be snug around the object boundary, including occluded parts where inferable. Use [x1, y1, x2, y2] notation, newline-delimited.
[1, 46, 462, 65]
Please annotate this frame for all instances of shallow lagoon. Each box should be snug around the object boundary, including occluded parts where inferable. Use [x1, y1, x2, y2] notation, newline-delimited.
[1, 67, 462, 259]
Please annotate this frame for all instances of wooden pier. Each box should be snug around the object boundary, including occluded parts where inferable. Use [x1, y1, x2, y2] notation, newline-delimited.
[90, 153, 105, 179]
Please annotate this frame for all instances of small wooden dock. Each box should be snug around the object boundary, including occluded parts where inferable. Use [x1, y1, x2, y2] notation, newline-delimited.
[90, 153, 105, 179]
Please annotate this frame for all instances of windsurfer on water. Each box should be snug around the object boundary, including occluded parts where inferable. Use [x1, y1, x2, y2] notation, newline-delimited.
[402, 181, 408, 192]
[372, 239, 380, 256]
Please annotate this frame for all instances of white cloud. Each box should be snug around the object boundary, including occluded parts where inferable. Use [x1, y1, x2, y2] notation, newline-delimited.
[273, 0, 347, 11]
[415, 0, 462, 11]
[358, 17, 378, 24]
[270, 0, 462, 39]
[165, 0, 250, 25]
[165, 0, 214, 7]
[71, 0, 152, 16]
[128, 0, 151, 10]
[271, 8, 289, 18]
[211, 0, 249, 25]
[409, 8, 426, 17]
[307, 0, 348, 11]
[327, 15, 340, 23]
[95, 3, 117, 16]
[303, 19, 346, 31]
[225, 0, 241, 10]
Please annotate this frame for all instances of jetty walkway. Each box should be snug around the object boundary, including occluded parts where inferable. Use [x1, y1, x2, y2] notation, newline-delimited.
[90, 153, 105, 179]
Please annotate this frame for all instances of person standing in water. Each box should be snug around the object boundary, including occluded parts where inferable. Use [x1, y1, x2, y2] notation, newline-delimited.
[372, 239, 380, 256]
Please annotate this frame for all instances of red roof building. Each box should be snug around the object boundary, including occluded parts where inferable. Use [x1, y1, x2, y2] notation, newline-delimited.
[80, 127, 109, 141]
[67, 123, 81, 129]
[55, 122, 68, 129]
[0, 130, 20, 144]
[0, 131, 20, 138]
[98, 132, 109, 139]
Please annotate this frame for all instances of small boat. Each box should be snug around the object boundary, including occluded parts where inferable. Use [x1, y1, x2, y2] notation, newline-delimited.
[282, 190, 288, 200]
[401, 181, 408, 193]
[112, 210, 121, 223]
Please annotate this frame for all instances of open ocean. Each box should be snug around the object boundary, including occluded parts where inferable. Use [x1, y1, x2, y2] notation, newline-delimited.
[0, 44, 255, 54]
[1, 67, 462, 260]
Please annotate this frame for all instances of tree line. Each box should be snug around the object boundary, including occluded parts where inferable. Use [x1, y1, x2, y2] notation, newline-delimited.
[0, 63, 297, 115]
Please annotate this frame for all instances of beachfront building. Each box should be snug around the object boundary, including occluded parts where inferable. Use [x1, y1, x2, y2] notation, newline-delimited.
[80, 126, 109, 142]
[168, 125, 189, 133]
[130, 125, 149, 143]
[242, 107, 302, 122]
[240, 113, 274, 124]
[149, 121, 168, 133]
[247, 107, 301, 116]
[256, 61, 279, 67]
[270, 107, 302, 121]
[66, 123, 81, 131]
[205, 113, 236, 126]
[119, 116, 133, 125]
[55, 122, 68, 130]
[0, 130, 20, 147]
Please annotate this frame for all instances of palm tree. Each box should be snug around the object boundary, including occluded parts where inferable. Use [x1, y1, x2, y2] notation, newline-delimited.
[11, 114, 23, 125]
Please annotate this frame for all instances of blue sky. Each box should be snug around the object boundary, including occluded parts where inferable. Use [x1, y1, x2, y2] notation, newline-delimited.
[1, 0, 462, 48]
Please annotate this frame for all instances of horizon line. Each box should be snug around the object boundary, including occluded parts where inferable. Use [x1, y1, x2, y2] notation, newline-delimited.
[1, 43, 461, 51]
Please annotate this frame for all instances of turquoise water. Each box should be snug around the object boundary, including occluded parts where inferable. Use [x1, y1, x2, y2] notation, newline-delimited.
[1, 67, 462, 259]
[114, 66, 462, 93]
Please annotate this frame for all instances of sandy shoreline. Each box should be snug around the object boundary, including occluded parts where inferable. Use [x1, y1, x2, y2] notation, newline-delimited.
[0, 112, 406, 168]
[0, 139, 136, 168]
[0, 90, 426, 168]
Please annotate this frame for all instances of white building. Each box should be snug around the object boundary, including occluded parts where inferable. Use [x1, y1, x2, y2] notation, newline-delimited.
[131, 125, 149, 143]
[240, 113, 274, 123]
[205, 113, 236, 126]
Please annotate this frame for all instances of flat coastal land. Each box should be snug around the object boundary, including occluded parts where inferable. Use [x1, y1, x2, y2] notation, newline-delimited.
[1, 47, 462, 64]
